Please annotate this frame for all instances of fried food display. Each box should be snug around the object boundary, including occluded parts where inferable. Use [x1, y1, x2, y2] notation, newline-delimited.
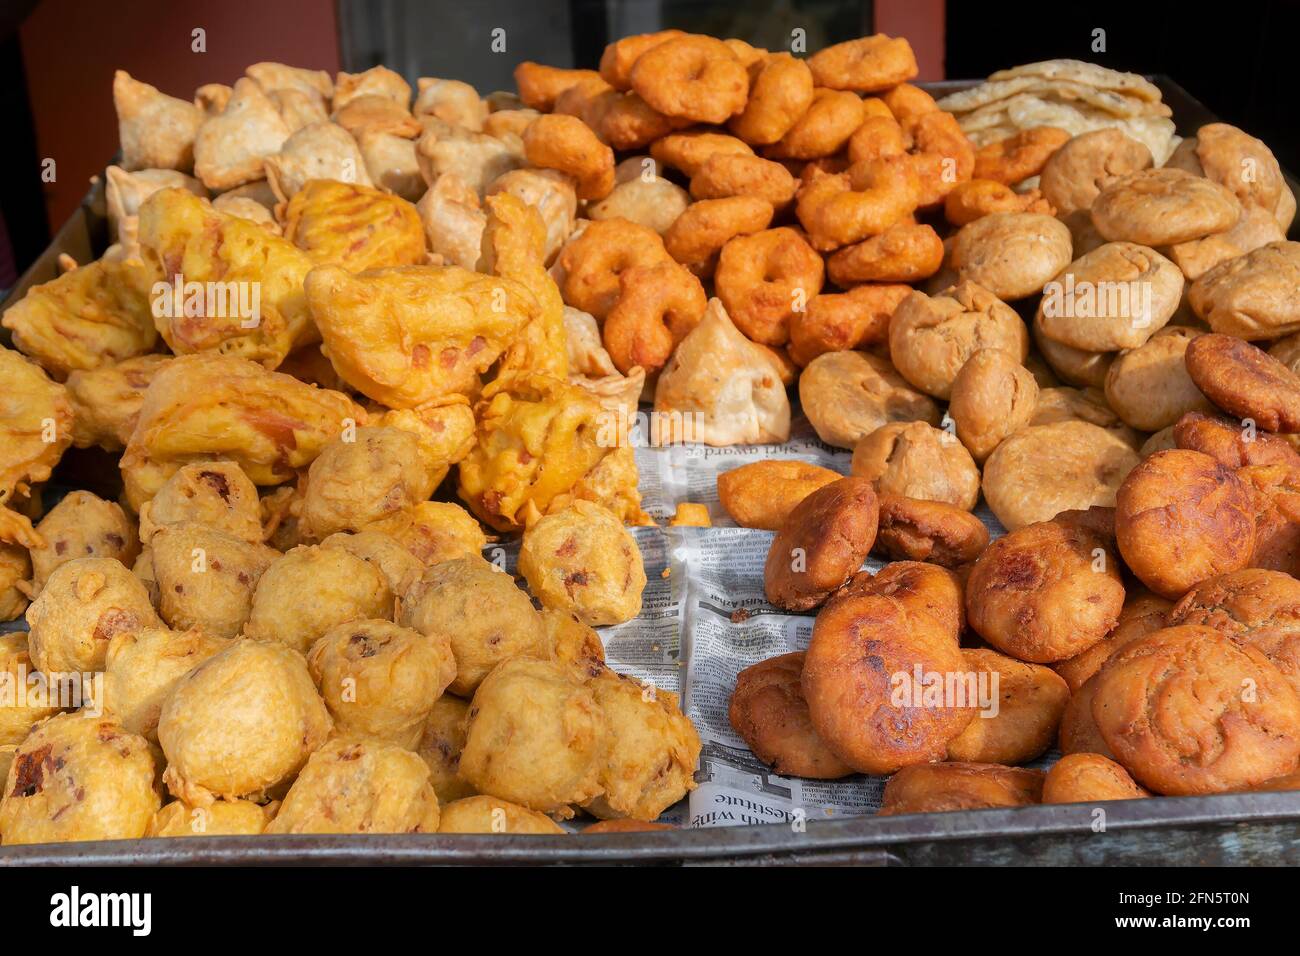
[266, 736, 441, 834]
[966, 518, 1125, 663]
[0, 714, 160, 845]
[518, 501, 646, 626]
[158, 639, 332, 805]
[877, 762, 1043, 816]
[1091, 625, 1300, 794]
[803, 562, 970, 773]
[459, 657, 605, 818]
[399, 555, 547, 696]
[729, 651, 852, 779]
[764, 477, 879, 611]
[946, 649, 1070, 764]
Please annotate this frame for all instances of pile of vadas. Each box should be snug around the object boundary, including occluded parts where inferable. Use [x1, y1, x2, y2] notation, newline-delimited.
[2, 25, 1300, 843]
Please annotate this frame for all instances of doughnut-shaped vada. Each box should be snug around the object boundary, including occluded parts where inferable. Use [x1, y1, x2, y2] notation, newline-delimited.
[765, 89, 868, 160]
[663, 195, 774, 276]
[728, 53, 814, 146]
[522, 114, 615, 200]
[846, 115, 908, 165]
[907, 110, 976, 207]
[602, 261, 707, 375]
[973, 127, 1071, 185]
[1091, 625, 1300, 794]
[714, 226, 824, 345]
[796, 157, 920, 250]
[806, 34, 918, 93]
[558, 217, 672, 319]
[803, 562, 972, 775]
[826, 222, 944, 285]
[650, 131, 752, 177]
[629, 35, 749, 125]
[599, 30, 686, 90]
[881, 83, 938, 131]
[788, 283, 911, 367]
[689, 154, 798, 209]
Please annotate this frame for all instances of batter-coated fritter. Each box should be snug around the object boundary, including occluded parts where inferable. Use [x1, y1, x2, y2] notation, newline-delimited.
[102, 625, 229, 742]
[26, 491, 140, 598]
[137, 460, 263, 545]
[437, 794, 565, 834]
[0, 347, 74, 548]
[148, 522, 279, 639]
[415, 695, 477, 804]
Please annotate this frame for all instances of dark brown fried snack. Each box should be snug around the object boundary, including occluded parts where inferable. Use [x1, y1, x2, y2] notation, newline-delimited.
[1238, 463, 1300, 575]
[1091, 624, 1300, 794]
[1041, 753, 1148, 804]
[965, 518, 1125, 663]
[946, 648, 1070, 764]
[763, 476, 879, 611]
[1114, 449, 1257, 598]
[872, 493, 990, 567]
[1167, 569, 1300, 695]
[1184, 334, 1300, 433]
[1172, 411, 1300, 469]
[803, 561, 972, 774]
[877, 762, 1043, 815]
[1053, 589, 1172, 692]
[1058, 674, 1114, 758]
[729, 652, 853, 779]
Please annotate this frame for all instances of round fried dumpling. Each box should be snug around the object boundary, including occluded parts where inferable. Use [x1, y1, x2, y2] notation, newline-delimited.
[137, 460, 262, 545]
[0, 634, 65, 745]
[459, 657, 606, 818]
[0, 543, 31, 622]
[539, 608, 607, 681]
[158, 639, 332, 805]
[319, 530, 425, 596]
[415, 695, 477, 803]
[300, 426, 438, 539]
[244, 544, 392, 654]
[148, 523, 279, 639]
[583, 670, 701, 821]
[359, 501, 488, 566]
[437, 794, 565, 834]
[26, 557, 162, 675]
[518, 501, 646, 626]
[398, 555, 547, 696]
[146, 798, 274, 837]
[0, 713, 159, 845]
[265, 736, 441, 834]
[102, 626, 229, 742]
[26, 491, 140, 598]
[307, 619, 456, 748]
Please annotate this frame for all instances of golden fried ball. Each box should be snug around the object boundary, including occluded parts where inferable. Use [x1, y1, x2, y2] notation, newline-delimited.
[300, 427, 438, 539]
[307, 618, 456, 747]
[157, 639, 332, 805]
[437, 794, 566, 834]
[265, 736, 441, 834]
[0, 633, 65, 745]
[415, 695, 477, 804]
[148, 522, 279, 639]
[26, 556, 162, 675]
[398, 555, 547, 696]
[26, 491, 140, 598]
[137, 460, 263, 545]
[539, 608, 607, 681]
[102, 626, 229, 742]
[244, 544, 393, 654]
[584, 670, 700, 821]
[360, 501, 488, 566]
[518, 500, 646, 626]
[146, 798, 274, 837]
[319, 530, 425, 596]
[459, 657, 606, 818]
[0, 713, 160, 845]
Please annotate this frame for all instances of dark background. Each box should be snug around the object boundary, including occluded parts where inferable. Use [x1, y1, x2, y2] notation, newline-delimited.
[1, 0, 1292, 287]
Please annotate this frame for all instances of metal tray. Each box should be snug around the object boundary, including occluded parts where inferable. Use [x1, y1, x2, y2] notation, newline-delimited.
[3, 77, 1299, 867]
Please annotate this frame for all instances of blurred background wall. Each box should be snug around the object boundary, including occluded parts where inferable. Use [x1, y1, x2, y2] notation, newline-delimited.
[3, 0, 1297, 286]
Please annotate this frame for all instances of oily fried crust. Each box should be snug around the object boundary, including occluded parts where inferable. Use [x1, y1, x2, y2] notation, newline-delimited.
[1042, 753, 1148, 804]
[729, 652, 853, 779]
[1173, 411, 1300, 469]
[1184, 333, 1300, 433]
[877, 762, 1043, 816]
[873, 494, 991, 566]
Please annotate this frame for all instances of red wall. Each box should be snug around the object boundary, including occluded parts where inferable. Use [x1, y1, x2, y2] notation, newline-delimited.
[19, 0, 340, 230]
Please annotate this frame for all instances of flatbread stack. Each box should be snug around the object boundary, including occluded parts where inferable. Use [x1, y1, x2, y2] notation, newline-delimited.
[937, 59, 1180, 164]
